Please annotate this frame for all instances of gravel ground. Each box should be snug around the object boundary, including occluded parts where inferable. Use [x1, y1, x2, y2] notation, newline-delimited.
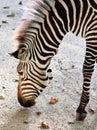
[1, 1, 97, 130]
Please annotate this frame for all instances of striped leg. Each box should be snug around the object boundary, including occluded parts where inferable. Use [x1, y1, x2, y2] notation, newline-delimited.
[76, 42, 97, 121]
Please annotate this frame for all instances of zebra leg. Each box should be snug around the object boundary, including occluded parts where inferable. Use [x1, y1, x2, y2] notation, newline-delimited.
[76, 50, 96, 121]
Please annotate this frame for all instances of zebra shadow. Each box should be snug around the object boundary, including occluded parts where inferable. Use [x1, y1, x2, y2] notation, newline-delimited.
[69, 112, 97, 130]
[1, 109, 31, 130]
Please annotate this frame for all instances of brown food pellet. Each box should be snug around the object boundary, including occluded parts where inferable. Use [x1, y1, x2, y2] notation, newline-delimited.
[40, 122, 50, 129]
[36, 111, 42, 115]
[49, 97, 59, 105]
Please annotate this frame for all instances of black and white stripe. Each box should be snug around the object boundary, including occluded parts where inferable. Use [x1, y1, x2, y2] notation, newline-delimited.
[12, 0, 97, 120]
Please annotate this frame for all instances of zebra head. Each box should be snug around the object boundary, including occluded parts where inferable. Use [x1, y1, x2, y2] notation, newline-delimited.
[10, 45, 49, 107]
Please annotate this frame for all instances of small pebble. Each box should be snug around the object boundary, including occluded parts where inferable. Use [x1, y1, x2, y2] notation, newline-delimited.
[2, 86, 6, 89]
[2, 21, 8, 24]
[40, 121, 50, 129]
[3, 6, 10, 9]
[0, 95, 5, 100]
[72, 65, 75, 69]
[23, 120, 29, 124]
[19, 1, 22, 5]
[36, 112, 42, 115]
[67, 121, 75, 124]
[13, 79, 18, 82]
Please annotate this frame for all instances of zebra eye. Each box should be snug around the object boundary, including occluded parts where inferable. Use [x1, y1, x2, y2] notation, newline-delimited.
[18, 71, 23, 75]
[20, 48, 26, 54]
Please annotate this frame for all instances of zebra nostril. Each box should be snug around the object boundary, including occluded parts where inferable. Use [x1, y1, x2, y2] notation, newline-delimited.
[18, 96, 36, 107]
[24, 99, 36, 107]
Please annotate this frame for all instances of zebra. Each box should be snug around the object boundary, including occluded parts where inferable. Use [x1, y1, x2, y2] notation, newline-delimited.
[10, 0, 97, 121]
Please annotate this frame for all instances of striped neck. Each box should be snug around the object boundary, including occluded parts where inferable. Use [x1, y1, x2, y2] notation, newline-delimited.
[21, 0, 95, 70]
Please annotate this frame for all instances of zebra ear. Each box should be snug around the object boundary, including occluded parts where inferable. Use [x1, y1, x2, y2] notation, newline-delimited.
[9, 44, 27, 59]
[9, 50, 19, 59]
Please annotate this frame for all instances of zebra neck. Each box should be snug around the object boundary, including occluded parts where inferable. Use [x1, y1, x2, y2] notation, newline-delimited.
[22, 27, 61, 70]
[22, 0, 95, 69]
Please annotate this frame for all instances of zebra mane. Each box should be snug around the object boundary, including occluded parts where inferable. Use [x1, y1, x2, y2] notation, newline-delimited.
[13, 0, 55, 47]
[22, 0, 55, 21]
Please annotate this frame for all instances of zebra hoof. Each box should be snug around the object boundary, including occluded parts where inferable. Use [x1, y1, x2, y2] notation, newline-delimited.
[76, 112, 87, 121]
[18, 96, 36, 107]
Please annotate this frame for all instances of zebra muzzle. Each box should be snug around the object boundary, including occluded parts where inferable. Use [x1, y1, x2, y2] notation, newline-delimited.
[18, 95, 36, 107]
